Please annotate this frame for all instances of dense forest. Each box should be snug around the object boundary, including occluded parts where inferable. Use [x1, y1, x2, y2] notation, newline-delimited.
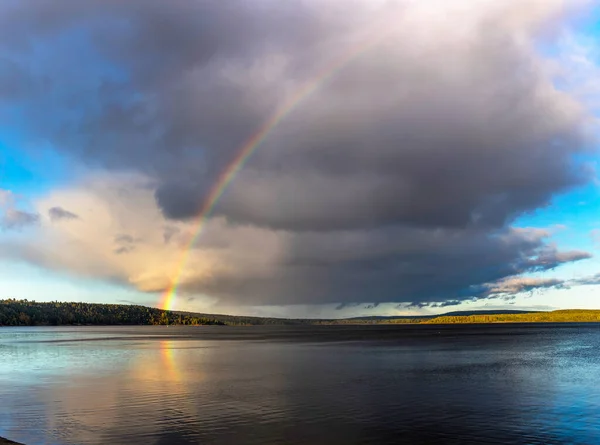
[2, 300, 600, 327]
[0, 299, 225, 326]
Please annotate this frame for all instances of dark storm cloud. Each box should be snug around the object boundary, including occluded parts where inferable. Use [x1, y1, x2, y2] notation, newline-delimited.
[0, 0, 342, 173]
[176, 227, 590, 305]
[48, 206, 79, 221]
[5, 0, 590, 232]
[0, 0, 595, 306]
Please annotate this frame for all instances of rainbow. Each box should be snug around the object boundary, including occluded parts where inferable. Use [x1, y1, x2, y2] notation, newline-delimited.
[160, 23, 392, 311]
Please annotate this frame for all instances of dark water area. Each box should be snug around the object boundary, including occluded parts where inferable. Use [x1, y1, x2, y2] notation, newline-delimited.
[1, 324, 600, 445]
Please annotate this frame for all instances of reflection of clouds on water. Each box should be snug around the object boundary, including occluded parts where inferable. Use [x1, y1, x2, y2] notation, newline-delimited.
[2, 327, 600, 445]
[0, 329, 139, 444]
[0, 329, 212, 445]
[0, 329, 134, 384]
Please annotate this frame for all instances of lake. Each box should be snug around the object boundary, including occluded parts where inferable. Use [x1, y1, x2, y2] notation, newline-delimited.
[1, 324, 600, 444]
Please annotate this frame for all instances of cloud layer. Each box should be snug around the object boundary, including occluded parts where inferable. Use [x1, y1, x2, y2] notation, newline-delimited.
[0, 0, 596, 308]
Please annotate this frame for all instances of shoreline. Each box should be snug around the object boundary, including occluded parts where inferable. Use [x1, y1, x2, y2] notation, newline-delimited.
[1, 438, 24, 445]
[3, 320, 600, 328]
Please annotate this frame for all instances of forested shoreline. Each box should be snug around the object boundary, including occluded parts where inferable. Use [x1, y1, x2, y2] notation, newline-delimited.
[2, 299, 600, 327]
[0, 437, 23, 445]
[0, 299, 225, 326]
[424, 310, 600, 324]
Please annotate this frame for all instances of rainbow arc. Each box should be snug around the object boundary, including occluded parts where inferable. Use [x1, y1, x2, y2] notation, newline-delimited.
[160, 20, 394, 310]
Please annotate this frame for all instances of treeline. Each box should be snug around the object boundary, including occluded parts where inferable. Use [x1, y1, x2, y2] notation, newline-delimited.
[345, 310, 600, 325]
[2, 300, 599, 327]
[425, 310, 600, 324]
[310, 317, 431, 325]
[0, 299, 225, 326]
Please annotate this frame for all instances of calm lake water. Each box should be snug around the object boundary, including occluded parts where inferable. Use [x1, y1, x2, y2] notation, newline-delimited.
[1, 324, 600, 445]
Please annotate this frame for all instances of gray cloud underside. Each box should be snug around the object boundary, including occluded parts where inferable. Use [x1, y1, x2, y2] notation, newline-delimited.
[0, 0, 595, 306]
[176, 227, 590, 305]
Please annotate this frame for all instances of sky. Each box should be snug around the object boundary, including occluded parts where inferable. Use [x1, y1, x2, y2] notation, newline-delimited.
[1, 0, 600, 319]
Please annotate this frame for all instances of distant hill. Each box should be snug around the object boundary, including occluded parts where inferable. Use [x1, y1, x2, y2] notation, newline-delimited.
[2, 300, 599, 327]
[426, 310, 600, 324]
[348, 310, 538, 321]
[434, 309, 541, 317]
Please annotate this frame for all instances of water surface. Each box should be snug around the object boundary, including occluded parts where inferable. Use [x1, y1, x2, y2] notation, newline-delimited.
[1, 324, 600, 444]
